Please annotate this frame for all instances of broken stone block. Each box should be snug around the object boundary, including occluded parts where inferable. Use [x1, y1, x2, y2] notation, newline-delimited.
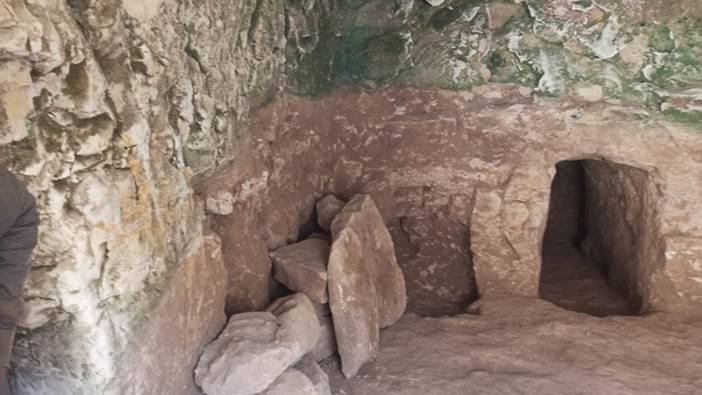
[258, 368, 317, 395]
[194, 294, 320, 395]
[331, 194, 407, 328]
[295, 355, 332, 395]
[327, 228, 380, 378]
[310, 314, 337, 362]
[315, 194, 346, 233]
[270, 239, 330, 303]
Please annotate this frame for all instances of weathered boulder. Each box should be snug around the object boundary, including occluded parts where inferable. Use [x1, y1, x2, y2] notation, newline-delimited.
[331, 194, 407, 328]
[267, 293, 322, 353]
[295, 355, 332, 395]
[258, 368, 317, 395]
[270, 239, 330, 303]
[327, 228, 380, 378]
[316, 195, 346, 233]
[194, 294, 320, 395]
[311, 314, 337, 362]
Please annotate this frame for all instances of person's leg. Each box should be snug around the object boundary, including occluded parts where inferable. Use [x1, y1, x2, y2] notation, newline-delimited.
[0, 366, 9, 395]
[0, 217, 38, 394]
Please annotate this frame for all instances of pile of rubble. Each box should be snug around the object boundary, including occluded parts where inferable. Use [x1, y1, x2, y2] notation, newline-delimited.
[194, 194, 407, 395]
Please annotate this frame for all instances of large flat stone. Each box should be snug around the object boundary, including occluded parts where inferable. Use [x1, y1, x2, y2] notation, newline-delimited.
[331, 194, 407, 328]
[270, 239, 330, 303]
[194, 294, 320, 395]
[327, 228, 380, 378]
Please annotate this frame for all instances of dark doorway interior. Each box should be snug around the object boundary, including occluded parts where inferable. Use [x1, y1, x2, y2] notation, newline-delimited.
[539, 160, 636, 316]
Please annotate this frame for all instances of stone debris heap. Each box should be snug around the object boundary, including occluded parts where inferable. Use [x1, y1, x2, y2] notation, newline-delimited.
[195, 194, 408, 394]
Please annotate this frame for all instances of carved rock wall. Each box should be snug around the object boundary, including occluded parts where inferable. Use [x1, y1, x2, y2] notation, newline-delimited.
[202, 86, 702, 322]
[582, 159, 663, 312]
[0, 0, 327, 392]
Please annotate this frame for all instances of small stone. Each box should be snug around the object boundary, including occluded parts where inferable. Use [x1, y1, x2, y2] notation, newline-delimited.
[316, 195, 346, 233]
[574, 85, 604, 103]
[258, 368, 317, 395]
[270, 239, 330, 303]
[295, 355, 332, 395]
[327, 228, 380, 378]
[206, 190, 234, 215]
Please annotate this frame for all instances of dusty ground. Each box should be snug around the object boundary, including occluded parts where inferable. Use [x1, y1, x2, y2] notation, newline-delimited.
[322, 296, 702, 395]
[539, 242, 635, 317]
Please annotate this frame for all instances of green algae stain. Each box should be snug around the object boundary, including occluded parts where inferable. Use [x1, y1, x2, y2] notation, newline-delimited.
[662, 108, 702, 124]
[428, 0, 481, 31]
[650, 25, 676, 52]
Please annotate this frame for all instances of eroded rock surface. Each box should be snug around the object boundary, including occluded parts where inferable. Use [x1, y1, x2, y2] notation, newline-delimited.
[331, 195, 407, 328]
[323, 297, 702, 395]
[202, 87, 702, 321]
[271, 239, 330, 303]
[195, 294, 320, 395]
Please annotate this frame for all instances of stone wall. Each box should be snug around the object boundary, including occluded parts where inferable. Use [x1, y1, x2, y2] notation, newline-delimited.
[542, 161, 586, 247]
[290, 0, 702, 125]
[581, 159, 662, 312]
[202, 86, 702, 322]
[1, 0, 701, 393]
[0, 0, 327, 392]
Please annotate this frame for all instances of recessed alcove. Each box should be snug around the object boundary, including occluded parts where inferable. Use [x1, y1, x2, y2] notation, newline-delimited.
[539, 159, 659, 317]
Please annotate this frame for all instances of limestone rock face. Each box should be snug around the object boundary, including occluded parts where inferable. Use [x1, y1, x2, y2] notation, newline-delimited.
[327, 228, 380, 378]
[194, 294, 320, 395]
[270, 239, 330, 304]
[259, 369, 317, 395]
[316, 195, 345, 233]
[331, 194, 407, 328]
[104, 233, 228, 395]
[0, 0, 332, 391]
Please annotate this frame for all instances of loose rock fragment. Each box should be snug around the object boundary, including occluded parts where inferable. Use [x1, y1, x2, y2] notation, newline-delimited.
[270, 239, 331, 303]
[267, 293, 322, 353]
[316, 195, 346, 233]
[194, 294, 320, 395]
[327, 228, 380, 378]
[331, 194, 407, 328]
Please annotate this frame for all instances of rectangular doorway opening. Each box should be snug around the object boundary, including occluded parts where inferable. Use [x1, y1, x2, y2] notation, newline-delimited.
[539, 159, 650, 317]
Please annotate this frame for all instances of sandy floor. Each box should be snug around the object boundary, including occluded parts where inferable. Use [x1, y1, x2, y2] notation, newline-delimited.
[323, 297, 702, 395]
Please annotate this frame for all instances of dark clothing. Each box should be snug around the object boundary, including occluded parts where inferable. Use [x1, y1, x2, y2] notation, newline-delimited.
[0, 168, 38, 367]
